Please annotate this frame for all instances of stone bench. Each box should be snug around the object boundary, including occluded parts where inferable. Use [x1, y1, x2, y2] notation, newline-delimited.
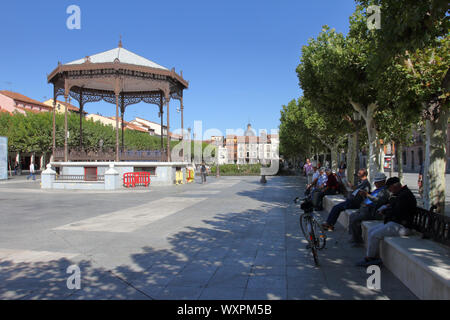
[322, 195, 356, 228]
[323, 195, 450, 300]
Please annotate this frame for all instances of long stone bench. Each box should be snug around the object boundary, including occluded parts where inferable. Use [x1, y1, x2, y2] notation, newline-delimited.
[323, 195, 450, 300]
[322, 195, 356, 228]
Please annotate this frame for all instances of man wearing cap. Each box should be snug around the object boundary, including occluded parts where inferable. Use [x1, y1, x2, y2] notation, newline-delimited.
[348, 172, 390, 246]
[355, 177, 417, 267]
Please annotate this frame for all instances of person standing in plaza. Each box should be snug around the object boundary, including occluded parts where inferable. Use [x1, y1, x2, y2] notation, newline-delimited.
[305, 160, 316, 185]
[201, 161, 207, 184]
[14, 161, 19, 176]
[27, 161, 36, 181]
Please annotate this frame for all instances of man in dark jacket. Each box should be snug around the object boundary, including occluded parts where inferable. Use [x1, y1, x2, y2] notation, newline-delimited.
[356, 177, 417, 267]
[322, 168, 371, 231]
[348, 172, 390, 246]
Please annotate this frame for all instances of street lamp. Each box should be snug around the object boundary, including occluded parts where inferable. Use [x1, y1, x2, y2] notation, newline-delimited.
[216, 142, 220, 178]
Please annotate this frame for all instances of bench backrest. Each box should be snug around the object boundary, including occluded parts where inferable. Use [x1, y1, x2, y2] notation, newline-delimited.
[412, 207, 450, 247]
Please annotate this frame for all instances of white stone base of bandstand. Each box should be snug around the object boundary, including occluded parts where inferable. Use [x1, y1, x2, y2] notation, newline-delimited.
[42, 161, 190, 190]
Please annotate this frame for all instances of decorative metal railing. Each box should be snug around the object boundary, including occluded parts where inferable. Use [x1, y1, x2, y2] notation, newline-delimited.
[55, 175, 105, 182]
[54, 148, 167, 162]
[412, 207, 450, 247]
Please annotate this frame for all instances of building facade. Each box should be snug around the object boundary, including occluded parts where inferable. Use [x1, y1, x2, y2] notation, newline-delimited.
[0, 91, 52, 114]
[219, 124, 279, 165]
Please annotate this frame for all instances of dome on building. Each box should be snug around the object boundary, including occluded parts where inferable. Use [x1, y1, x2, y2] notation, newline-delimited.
[244, 123, 256, 137]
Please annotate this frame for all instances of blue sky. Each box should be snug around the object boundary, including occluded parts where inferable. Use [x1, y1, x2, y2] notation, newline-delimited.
[0, 0, 357, 139]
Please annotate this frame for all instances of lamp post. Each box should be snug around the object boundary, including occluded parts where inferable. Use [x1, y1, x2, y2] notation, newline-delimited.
[216, 140, 220, 178]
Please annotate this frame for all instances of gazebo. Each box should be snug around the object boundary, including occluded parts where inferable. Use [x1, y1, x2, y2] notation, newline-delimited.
[47, 40, 188, 162]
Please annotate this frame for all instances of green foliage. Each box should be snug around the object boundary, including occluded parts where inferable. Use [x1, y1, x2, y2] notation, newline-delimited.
[210, 164, 261, 176]
[357, 0, 449, 55]
[0, 111, 175, 153]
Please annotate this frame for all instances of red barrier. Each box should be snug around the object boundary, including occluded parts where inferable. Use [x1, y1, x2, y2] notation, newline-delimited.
[123, 172, 151, 188]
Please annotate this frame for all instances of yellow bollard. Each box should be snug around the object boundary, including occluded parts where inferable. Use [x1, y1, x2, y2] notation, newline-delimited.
[176, 170, 184, 185]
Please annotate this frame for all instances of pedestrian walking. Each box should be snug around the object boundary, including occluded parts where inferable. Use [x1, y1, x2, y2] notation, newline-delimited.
[14, 161, 19, 176]
[27, 162, 36, 181]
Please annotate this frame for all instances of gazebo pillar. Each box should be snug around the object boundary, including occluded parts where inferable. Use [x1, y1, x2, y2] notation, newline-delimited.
[79, 89, 84, 149]
[120, 94, 125, 152]
[64, 94, 69, 162]
[180, 96, 184, 160]
[115, 93, 120, 162]
[160, 91, 164, 152]
[166, 95, 171, 162]
[181, 96, 184, 140]
[52, 88, 56, 161]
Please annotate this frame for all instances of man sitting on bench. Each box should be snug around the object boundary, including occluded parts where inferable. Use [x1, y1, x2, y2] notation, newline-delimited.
[322, 169, 371, 231]
[348, 172, 390, 247]
[355, 177, 417, 267]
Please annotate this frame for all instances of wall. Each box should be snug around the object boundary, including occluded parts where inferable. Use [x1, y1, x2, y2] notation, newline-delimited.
[0, 93, 25, 114]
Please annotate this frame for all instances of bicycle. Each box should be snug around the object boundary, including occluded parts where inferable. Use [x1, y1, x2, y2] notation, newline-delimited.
[294, 195, 327, 266]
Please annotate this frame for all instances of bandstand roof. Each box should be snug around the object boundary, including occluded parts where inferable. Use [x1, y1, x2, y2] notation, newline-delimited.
[65, 47, 169, 71]
[47, 43, 188, 104]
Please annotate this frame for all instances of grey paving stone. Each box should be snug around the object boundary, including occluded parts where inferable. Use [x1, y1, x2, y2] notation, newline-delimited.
[199, 286, 246, 300]
[154, 285, 204, 300]
[0, 176, 419, 300]
[247, 274, 287, 290]
[243, 287, 287, 300]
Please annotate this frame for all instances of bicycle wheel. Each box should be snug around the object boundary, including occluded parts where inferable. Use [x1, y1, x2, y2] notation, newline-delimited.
[311, 219, 327, 250]
[308, 225, 320, 266]
[299, 214, 309, 240]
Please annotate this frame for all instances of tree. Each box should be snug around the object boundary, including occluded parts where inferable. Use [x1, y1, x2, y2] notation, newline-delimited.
[357, 0, 450, 213]
[279, 99, 324, 163]
[297, 19, 386, 182]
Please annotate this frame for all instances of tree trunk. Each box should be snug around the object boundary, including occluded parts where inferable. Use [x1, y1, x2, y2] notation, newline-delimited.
[395, 142, 403, 184]
[366, 118, 380, 185]
[40, 154, 45, 171]
[347, 133, 357, 186]
[16, 153, 20, 174]
[350, 101, 380, 184]
[423, 107, 448, 214]
[330, 145, 339, 172]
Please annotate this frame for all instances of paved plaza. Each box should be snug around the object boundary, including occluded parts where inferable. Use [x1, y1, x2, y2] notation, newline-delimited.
[0, 175, 419, 300]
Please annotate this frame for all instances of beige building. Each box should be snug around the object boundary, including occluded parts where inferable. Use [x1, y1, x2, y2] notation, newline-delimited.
[42, 99, 85, 115]
[130, 117, 167, 137]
